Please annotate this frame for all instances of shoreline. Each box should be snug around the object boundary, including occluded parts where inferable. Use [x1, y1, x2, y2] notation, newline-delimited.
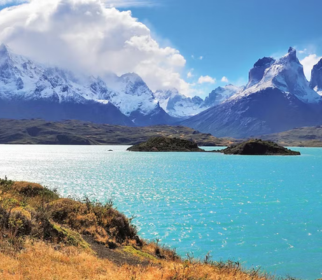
[0, 178, 292, 280]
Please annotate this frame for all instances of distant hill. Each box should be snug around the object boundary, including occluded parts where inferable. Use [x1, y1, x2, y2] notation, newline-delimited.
[260, 126, 322, 147]
[0, 119, 233, 146]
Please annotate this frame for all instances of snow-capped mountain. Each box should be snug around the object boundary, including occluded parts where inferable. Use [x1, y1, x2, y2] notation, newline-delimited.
[310, 58, 322, 96]
[245, 57, 275, 89]
[0, 44, 175, 126]
[181, 48, 322, 138]
[154, 88, 203, 118]
[236, 47, 321, 103]
[202, 84, 242, 108]
[0, 44, 95, 103]
[154, 85, 241, 118]
[102, 73, 158, 116]
[4, 43, 321, 135]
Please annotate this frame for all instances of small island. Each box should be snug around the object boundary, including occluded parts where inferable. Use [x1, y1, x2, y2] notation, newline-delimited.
[218, 139, 300, 155]
[127, 136, 205, 152]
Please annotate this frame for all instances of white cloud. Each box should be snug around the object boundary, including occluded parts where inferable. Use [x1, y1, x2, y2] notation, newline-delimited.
[105, 0, 157, 8]
[187, 69, 193, 78]
[300, 54, 322, 81]
[298, 48, 307, 54]
[199, 56, 203, 60]
[0, 0, 190, 94]
[221, 76, 228, 83]
[198, 75, 215, 84]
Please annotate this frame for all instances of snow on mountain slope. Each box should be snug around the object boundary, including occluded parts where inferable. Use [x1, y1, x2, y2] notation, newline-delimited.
[233, 47, 321, 103]
[245, 57, 275, 89]
[0, 44, 173, 126]
[0, 44, 107, 104]
[1, 44, 243, 122]
[181, 87, 322, 138]
[154, 85, 241, 118]
[154, 88, 203, 118]
[181, 48, 322, 138]
[202, 84, 242, 108]
[102, 73, 158, 117]
[0, 44, 178, 126]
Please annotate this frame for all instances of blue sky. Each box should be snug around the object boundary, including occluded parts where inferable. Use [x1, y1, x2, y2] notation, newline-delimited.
[0, 0, 322, 97]
[125, 0, 322, 87]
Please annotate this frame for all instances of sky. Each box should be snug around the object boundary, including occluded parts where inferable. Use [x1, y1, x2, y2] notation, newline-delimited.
[0, 0, 321, 98]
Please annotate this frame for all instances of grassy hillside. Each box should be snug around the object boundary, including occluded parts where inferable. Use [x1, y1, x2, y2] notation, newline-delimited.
[0, 178, 278, 280]
[0, 119, 233, 146]
[260, 126, 322, 147]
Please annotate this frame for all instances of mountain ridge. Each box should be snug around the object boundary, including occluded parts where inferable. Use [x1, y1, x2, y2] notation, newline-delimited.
[0, 43, 239, 125]
[2, 44, 322, 137]
[181, 48, 322, 138]
[0, 44, 177, 126]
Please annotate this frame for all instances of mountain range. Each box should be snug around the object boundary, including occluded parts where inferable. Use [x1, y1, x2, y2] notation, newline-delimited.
[0, 44, 238, 127]
[181, 47, 322, 137]
[1, 44, 322, 138]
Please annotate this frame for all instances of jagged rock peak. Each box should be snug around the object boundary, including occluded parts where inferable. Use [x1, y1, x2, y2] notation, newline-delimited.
[282, 47, 298, 62]
[313, 58, 322, 70]
[246, 57, 275, 88]
[288, 46, 295, 53]
[241, 47, 321, 103]
[310, 58, 322, 93]
[254, 57, 275, 68]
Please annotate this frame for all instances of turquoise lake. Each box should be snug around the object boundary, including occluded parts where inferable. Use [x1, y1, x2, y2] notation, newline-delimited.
[0, 145, 321, 279]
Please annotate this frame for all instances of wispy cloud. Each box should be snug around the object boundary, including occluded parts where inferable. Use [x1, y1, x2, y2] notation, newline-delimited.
[298, 48, 308, 54]
[191, 55, 203, 61]
[187, 69, 193, 78]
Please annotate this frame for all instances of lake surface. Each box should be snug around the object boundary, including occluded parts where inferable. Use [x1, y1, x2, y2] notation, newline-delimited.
[0, 145, 321, 279]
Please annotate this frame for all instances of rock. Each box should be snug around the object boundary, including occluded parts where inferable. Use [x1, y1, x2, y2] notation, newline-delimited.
[127, 136, 204, 152]
[310, 58, 322, 93]
[246, 57, 275, 88]
[218, 139, 300, 155]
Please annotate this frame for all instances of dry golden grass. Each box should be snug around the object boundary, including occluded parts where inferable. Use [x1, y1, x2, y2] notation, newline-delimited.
[0, 179, 277, 280]
[0, 240, 273, 280]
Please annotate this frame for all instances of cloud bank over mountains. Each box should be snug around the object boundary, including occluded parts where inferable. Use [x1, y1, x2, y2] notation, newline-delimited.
[0, 0, 321, 98]
[0, 0, 191, 94]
